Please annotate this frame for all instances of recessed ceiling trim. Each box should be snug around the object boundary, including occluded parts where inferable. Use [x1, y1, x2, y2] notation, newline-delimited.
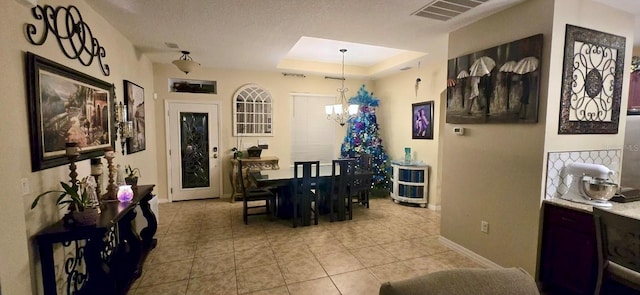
[412, 0, 488, 21]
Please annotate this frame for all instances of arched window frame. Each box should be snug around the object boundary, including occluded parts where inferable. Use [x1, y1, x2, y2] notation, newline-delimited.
[233, 84, 273, 136]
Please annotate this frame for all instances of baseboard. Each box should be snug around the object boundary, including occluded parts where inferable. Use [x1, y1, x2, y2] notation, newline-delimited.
[157, 198, 170, 204]
[438, 236, 502, 269]
[427, 203, 441, 211]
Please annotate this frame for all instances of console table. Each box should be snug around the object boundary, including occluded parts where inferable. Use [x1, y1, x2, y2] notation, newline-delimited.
[35, 185, 157, 295]
[229, 156, 279, 202]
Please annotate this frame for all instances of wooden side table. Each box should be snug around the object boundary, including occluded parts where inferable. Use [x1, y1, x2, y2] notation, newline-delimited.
[230, 156, 279, 202]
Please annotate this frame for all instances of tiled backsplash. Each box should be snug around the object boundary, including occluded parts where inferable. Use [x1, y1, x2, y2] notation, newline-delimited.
[545, 149, 621, 199]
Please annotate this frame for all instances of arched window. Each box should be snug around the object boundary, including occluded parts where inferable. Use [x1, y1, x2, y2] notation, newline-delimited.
[233, 84, 273, 136]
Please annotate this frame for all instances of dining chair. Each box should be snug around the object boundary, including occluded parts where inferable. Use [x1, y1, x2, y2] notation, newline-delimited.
[592, 207, 640, 295]
[292, 161, 320, 228]
[329, 159, 355, 222]
[238, 160, 276, 225]
[353, 153, 373, 208]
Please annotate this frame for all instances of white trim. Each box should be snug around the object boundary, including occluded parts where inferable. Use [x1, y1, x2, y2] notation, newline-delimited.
[439, 236, 502, 269]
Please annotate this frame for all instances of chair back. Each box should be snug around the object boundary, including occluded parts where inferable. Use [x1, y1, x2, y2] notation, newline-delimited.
[293, 161, 320, 197]
[332, 159, 356, 197]
[593, 207, 640, 291]
[356, 153, 373, 171]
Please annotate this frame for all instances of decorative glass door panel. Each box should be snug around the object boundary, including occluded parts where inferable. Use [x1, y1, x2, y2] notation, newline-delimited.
[180, 112, 210, 188]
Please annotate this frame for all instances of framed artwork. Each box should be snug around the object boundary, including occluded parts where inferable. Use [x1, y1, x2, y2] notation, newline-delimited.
[559, 25, 625, 134]
[412, 101, 434, 139]
[446, 34, 543, 124]
[124, 80, 146, 154]
[26, 52, 115, 171]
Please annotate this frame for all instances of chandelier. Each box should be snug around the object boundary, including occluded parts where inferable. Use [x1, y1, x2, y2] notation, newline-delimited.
[325, 49, 358, 126]
[172, 51, 200, 74]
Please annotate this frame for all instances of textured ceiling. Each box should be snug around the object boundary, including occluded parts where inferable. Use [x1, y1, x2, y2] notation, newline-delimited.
[85, 0, 638, 78]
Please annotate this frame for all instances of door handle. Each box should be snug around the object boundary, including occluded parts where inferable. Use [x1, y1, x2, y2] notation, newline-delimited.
[213, 154, 218, 159]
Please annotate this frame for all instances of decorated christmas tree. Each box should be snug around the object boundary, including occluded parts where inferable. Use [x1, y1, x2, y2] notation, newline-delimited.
[340, 85, 391, 190]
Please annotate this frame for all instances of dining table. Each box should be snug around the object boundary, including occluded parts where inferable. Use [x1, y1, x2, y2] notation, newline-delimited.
[249, 165, 372, 225]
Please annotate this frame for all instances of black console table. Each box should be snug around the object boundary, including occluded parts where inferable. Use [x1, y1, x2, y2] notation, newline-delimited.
[35, 185, 157, 295]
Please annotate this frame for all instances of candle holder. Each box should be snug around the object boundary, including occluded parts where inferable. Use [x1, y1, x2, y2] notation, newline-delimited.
[103, 147, 116, 200]
[66, 142, 80, 184]
[90, 158, 103, 198]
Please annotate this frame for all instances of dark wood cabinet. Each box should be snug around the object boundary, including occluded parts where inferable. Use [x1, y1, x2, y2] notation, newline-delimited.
[35, 185, 157, 295]
[539, 203, 598, 295]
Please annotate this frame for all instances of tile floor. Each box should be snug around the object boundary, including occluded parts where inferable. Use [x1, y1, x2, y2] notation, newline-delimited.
[128, 196, 483, 295]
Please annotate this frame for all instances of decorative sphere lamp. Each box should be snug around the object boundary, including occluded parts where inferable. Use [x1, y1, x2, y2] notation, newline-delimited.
[117, 185, 134, 202]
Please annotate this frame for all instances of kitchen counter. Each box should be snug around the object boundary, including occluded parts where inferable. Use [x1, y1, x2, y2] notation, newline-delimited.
[544, 197, 640, 219]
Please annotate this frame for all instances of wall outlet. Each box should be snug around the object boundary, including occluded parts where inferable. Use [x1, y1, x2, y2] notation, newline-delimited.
[480, 221, 489, 233]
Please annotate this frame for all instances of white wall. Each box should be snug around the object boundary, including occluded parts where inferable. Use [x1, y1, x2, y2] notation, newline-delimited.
[0, 0, 156, 293]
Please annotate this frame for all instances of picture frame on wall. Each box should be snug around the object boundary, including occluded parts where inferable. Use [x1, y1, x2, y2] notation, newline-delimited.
[558, 25, 626, 134]
[124, 80, 146, 154]
[26, 51, 115, 171]
[412, 101, 434, 140]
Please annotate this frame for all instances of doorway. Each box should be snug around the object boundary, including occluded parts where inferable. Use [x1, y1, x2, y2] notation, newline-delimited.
[166, 101, 221, 201]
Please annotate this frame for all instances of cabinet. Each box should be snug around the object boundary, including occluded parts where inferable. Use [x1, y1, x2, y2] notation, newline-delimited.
[35, 185, 157, 295]
[230, 157, 279, 201]
[539, 202, 597, 295]
[390, 162, 429, 208]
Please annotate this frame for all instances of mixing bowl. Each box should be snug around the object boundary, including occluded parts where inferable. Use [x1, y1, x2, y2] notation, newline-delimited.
[581, 178, 618, 201]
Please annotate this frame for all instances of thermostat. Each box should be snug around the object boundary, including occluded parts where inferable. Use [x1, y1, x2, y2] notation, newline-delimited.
[453, 127, 465, 135]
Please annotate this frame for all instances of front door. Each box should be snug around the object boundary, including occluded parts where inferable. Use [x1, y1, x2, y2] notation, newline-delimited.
[166, 101, 221, 201]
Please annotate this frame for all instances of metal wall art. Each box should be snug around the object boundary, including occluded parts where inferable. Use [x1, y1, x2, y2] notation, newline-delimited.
[25, 5, 110, 76]
[26, 52, 115, 171]
[446, 34, 543, 124]
[559, 25, 626, 134]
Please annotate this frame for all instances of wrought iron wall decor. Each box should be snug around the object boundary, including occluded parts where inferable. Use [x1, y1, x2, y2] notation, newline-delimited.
[446, 34, 543, 124]
[559, 25, 626, 134]
[25, 5, 110, 76]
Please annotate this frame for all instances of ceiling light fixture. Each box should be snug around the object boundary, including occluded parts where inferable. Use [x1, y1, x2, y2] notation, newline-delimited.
[325, 49, 358, 126]
[172, 50, 200, 74]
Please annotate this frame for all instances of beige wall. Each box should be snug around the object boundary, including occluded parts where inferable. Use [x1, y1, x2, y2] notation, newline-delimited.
[440, 0, 553, 274]
[375, 48, 447, 208]
[152, 63, 371, 201]
[0, 0, 156, 293]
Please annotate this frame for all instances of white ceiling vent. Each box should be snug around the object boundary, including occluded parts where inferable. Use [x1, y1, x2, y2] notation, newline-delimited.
[412, 0, 489, 21]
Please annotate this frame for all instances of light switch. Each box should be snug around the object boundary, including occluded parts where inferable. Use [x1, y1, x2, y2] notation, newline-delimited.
[21, 178, 31, 195]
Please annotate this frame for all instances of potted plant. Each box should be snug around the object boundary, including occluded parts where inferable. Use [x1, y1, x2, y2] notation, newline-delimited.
[31, 177, 99, 226]
[125, 165, 141, 186]
[232, 147, 243, 159]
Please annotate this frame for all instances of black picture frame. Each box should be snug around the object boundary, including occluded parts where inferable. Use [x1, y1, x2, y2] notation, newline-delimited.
[124, 80, 146, 154]
[412, 101, 434, 140]
[26, 52, 115, 171]
[446, 34, 543, 124]
[558, 25, 626, 134]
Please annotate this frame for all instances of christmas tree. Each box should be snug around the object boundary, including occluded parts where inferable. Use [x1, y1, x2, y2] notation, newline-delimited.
[340, 85, 391, 190]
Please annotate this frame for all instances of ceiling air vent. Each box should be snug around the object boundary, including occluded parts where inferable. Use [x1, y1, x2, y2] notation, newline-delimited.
[412, 0, 489, 21]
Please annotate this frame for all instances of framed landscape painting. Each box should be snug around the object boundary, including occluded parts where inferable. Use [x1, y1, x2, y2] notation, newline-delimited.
[412, 101, 434, 140]
[124, 80, 146, 154]
[26, 52, 115, 171]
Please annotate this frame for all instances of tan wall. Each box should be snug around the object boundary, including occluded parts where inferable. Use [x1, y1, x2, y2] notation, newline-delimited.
[440, 0, 553, 274]
[375, 48, 447, 208]
[0, 0, 156, 293]
[543, 0, 635, 154]
[152, 63, 371, 201]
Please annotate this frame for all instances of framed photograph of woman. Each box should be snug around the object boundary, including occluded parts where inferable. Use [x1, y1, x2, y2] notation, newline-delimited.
[412, 101, 434, 140]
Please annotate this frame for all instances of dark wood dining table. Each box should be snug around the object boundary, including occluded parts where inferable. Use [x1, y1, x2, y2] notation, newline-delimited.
[249, 166, 372, 225]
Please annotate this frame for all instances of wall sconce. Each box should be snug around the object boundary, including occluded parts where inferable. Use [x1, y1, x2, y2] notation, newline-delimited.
[114, 101, 133, 154]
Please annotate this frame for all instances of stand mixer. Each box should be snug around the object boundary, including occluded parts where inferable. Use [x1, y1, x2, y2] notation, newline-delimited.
[558, 162, 618, 208]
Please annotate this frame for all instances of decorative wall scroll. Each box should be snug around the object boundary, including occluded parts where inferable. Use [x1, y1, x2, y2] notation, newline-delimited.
[26, 52, 115, 171]
[559, 25, 626, 134]
[124, 81, 146, 154]
[25, 5, 110, 76]
[446, 34, 543, 124]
